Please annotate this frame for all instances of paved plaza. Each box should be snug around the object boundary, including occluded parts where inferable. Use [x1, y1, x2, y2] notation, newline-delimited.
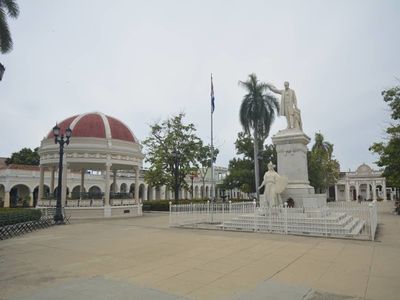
[1, 202, 399, 300]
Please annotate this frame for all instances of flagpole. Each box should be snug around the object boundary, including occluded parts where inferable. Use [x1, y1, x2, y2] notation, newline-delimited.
[211, 73, 215, 202]
[210, 74, 215, 222]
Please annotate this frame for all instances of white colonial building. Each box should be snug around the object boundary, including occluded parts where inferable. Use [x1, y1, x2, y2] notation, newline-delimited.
[0, 112, 233, 213]
[334, 163, 397, 201]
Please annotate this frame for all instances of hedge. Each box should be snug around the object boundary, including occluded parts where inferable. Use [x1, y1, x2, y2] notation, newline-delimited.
[0, 208, 42, 226]
[142, 198, 255, 211]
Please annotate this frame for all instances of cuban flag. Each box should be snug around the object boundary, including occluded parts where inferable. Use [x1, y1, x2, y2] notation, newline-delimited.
[211, 74, 215, 113]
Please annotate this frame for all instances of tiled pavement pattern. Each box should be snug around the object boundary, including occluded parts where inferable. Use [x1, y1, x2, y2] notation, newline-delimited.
[1, 203, 399, 300]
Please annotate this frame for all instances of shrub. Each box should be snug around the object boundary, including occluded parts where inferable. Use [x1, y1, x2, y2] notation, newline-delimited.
[142, 198, 254, 211]
[0, 208, 42, 226]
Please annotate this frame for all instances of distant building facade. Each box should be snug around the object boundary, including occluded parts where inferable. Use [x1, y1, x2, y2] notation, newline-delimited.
[334, 163, 398, 201]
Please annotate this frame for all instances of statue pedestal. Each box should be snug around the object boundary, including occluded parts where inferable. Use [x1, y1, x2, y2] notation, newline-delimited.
[272, 128, 324, 207]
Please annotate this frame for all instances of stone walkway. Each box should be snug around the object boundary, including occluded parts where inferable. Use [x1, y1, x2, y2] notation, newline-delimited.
[1, 203, 399, 300]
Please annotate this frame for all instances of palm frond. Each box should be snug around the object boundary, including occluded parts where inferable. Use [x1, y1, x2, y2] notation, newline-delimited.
[1, 0, 19, 18]
[0, 9, 12, 53]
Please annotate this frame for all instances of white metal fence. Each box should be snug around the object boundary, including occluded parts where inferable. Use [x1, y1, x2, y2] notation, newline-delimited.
[169, 200, 379, 241]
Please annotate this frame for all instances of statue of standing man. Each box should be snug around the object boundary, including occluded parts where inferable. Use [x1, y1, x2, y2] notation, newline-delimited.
[267, 81, 303, 130]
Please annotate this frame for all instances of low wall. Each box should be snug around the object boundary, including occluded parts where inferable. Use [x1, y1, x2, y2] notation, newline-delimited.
[38, 205, 143, 219]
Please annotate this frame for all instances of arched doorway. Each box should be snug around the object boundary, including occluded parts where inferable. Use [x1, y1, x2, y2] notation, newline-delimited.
[0, 184, 5, 207]
[120, 183, 128, 194]
[71, 185, 84, 199]
[88, 186, 102, 199]
[10, 184, 30, 207]
[194, 186, 199, 199]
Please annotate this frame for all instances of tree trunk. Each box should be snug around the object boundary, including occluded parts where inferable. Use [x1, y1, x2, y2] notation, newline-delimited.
[253, 129, 260, 201]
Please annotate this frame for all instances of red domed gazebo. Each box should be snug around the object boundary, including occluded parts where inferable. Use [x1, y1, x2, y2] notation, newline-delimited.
[38, 112, 144, 217]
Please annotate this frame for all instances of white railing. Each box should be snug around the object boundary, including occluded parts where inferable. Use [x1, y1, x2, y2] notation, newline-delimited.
[37, 198, 138, 208]
[169, 200, 379, 241]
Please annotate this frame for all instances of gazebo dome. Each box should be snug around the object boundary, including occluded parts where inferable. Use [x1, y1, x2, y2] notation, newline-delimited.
[46, 112, 138, 143]
[39, 112, 144, 171]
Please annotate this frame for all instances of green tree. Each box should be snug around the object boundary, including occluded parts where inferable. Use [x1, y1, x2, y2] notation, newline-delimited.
[370, 86, 400, 187]
[6, 147, 40, 165]
[0, 0, 19, 53]
[238, 73, 279, 200]
[143, 113, 203, 201]
[221, 131, 277, 198]
[197, 144, 219, 199]
[308, 133, 340, 193]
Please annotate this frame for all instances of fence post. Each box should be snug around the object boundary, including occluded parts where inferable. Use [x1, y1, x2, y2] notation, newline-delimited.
[207, 200, 210, 223]
[229, 200, 232, 214]
[253, 199, 257, 232]
[324, 206, 328, 237]
[222, 201, 225, 230]
[284, 202, 288, 234]
[169, 201, 172, 227]
[369, 202, 375, 241]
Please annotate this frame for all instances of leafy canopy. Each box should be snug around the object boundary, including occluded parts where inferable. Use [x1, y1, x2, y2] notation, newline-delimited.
[308, 133, 340, 193]
[370, 85, 400, 187]
[6, 147, 40, 166]
[220, 131, 277, 195]
[143, 113, 204, 192]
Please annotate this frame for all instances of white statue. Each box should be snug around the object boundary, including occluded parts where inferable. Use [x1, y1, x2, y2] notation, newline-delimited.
[267, 81, 303, 130]
[259, 162, 288, 208]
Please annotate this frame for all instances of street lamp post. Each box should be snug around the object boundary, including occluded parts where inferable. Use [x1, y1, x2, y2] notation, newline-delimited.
[53, 124, 72, 224]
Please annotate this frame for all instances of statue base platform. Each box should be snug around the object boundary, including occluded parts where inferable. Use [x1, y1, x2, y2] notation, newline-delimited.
[272, 128, 326, 208]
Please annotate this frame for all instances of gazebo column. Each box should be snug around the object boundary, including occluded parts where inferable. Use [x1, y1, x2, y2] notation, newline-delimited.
[104, 162, 112, 217]
[160, 186, 166, 200]
[50, 167, 55, 197]
[356, 182, 360, 200]
[345, 182, 350, 201]
[143, 185, 148, 201]
[80, 169, 85, 200]
[4, 190, 10, 208]
[334, 184, 338, 201]
[383, 181, 387, 201]
[61, 161, 68, 206]
[366, 183, 371, 200]
[113, 170, 117, 193]
[38, 165, 45, 205]
[29, 192, 34, 206]
[134, 166, 139, 203]
[372, 182, 377, 201]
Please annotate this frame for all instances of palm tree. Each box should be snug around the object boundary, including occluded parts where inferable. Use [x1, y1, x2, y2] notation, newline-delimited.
[239, 73, 279, 200]
[0, 0, 19, 54]
[312, 132, 333, 159]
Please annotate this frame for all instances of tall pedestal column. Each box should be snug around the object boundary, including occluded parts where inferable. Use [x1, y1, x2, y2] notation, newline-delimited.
[272, 128, 325, 207]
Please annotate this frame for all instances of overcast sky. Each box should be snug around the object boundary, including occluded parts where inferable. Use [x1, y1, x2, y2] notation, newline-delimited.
[1, 0, 399, 171]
